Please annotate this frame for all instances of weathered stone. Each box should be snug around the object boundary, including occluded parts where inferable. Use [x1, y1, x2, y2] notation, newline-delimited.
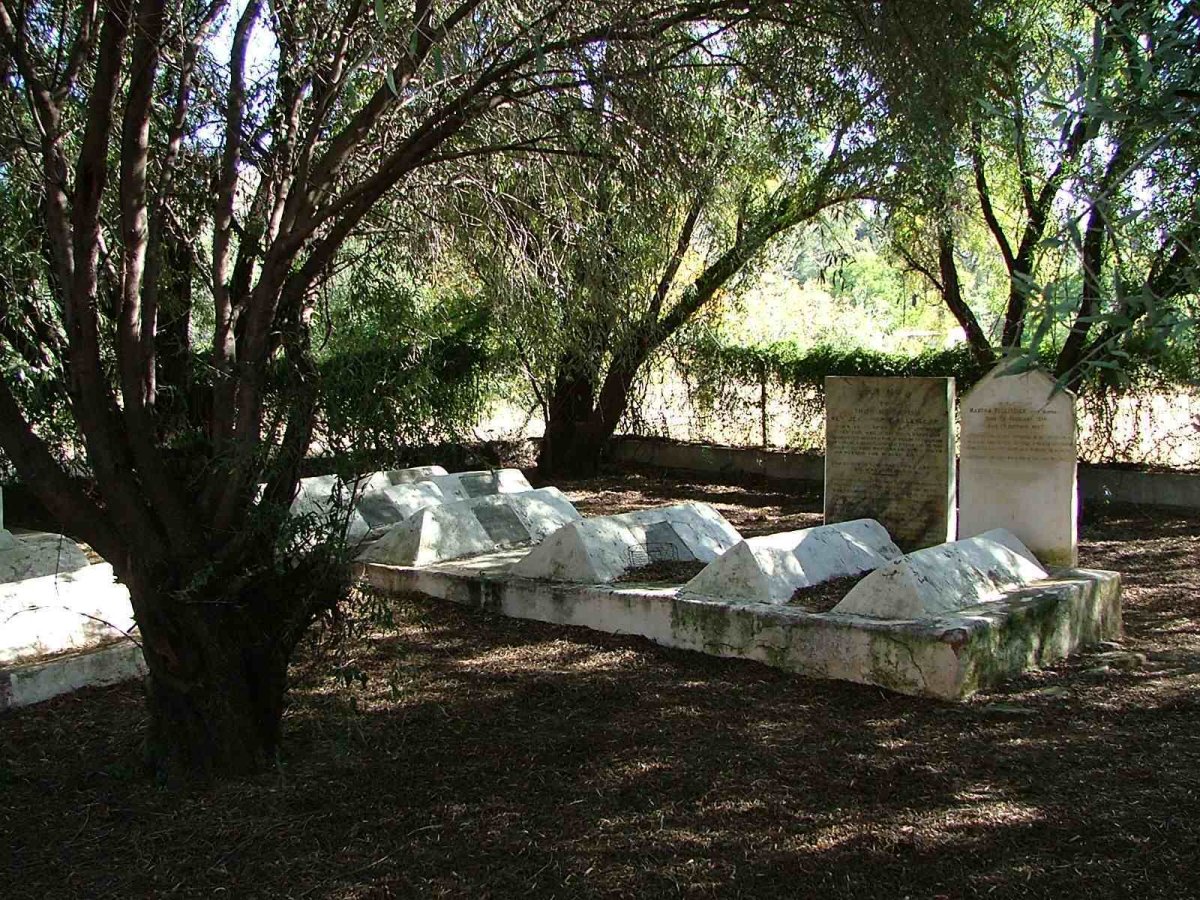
[355, 466, 450, 494]
[424, 468, 533, 501]
[831, 529, 1047, 620]
[357, 550, 1122, 701]
[824, 376, 956, 550]
[510, 503, 743, 584]
[0, 531, 91, 584]
[1, 557, 134, 665]
[959, 362, 1078, 566]
[359, 487, 580, 566]
[681, 518, 902, 604]
[353, 482, 447, 540]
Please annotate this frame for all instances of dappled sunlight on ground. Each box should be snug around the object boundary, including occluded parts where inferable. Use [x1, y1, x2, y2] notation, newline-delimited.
[2, 473, 1199, 898]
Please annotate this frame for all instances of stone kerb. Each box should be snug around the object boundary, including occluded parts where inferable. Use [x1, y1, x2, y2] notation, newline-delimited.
[680, 519, 902, 604]
[359, 487, 580, 567]
[959, 362, 1078, 567]
[823, 376, 956, 551]
[509, 503, 743, 584]
[831, 529, 1048, 620]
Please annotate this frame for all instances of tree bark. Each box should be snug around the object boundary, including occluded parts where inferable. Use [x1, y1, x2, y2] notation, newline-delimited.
[128, 559, 335, 783]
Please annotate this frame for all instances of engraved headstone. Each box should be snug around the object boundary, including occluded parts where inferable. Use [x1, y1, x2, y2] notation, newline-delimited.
[824, 376, 956, 551]
[959, 363, 1078, 567]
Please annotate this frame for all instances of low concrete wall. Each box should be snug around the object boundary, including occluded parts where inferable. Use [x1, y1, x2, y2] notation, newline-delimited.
[358, 557, 1122, 701]
[0, 640, 145, 710]
[610, 436, 1200, 511]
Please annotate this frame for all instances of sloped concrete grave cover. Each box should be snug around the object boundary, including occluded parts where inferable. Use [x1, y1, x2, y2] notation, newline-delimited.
[360, 488, 581, 566]
[681, 518, 902, 604]
[0, 529, 90, 584]
[352, 482, 448, 540]
[1, 531, 135, 666]
[351, 468, 534, 542]
[510, 503, 742, 584]
[423, 468, 533, 502]
[832, 529, 1048, 620]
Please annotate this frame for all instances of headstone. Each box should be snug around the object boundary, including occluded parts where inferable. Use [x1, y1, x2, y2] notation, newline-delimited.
[959, 363, 1078, 567]
[681, 519, 902, 604]
[824, 376, 956, 550]
[510, 503, 742, 584]
[831, 529, 1046, 620]
[358, 488, 580, 567]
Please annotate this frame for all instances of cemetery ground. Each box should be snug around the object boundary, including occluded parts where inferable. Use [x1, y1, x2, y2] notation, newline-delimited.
[3, 470, 1199, 899]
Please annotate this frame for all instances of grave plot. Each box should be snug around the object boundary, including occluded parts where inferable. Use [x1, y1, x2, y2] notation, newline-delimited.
[286, 467, 530, 545]
[1, 495, 144, 710]
[359, 487, 581, 567]
[357, 507, 1121, 700]
[509, 503, 742, 584]
[680, 518, 902, 605]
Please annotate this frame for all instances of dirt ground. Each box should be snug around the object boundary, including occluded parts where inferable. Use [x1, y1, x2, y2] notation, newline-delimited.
[2, 469, 1199, 899]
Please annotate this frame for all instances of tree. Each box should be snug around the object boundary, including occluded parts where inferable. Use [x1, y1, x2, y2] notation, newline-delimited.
[0, 0, 797, 781]
[887, 0, 1200, 386]
[453, 1, 989, 475]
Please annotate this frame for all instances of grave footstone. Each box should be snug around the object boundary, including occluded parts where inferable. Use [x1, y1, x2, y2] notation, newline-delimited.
[824, 376, 956, 551]
[959, 362, 1078, 567]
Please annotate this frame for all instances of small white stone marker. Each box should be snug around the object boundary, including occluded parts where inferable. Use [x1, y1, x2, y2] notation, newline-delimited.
[824, 376, 956, 550]
[510, 503, 742, 584]
[359, 487, 580, 567]
[681, 518, 902, 604]
[831, 529, 1047, 620]
[959, 362, 1078, 567]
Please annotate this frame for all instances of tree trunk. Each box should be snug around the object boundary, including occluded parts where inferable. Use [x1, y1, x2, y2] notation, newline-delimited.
[538, 352, 643, 479]
[128, 569, 311, 784]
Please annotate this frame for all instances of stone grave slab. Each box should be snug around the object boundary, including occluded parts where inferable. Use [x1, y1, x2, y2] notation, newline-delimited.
[353, 482, 447, 540]
[831, 529, 1047, 620]
[1, 530, 90, 584]
[509, 503, 742, 584]
[424, 469, 533, 502]
[359, 487, 580, 567]
[681, 518, 902, 604]
[959, 363, 1078, 566]
[2, 561, 135, 665]
[824, 376, 956, 550]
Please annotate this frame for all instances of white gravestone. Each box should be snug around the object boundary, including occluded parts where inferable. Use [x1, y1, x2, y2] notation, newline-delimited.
[959, 364, 1078, 567]
[824, 377, 956, 551]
